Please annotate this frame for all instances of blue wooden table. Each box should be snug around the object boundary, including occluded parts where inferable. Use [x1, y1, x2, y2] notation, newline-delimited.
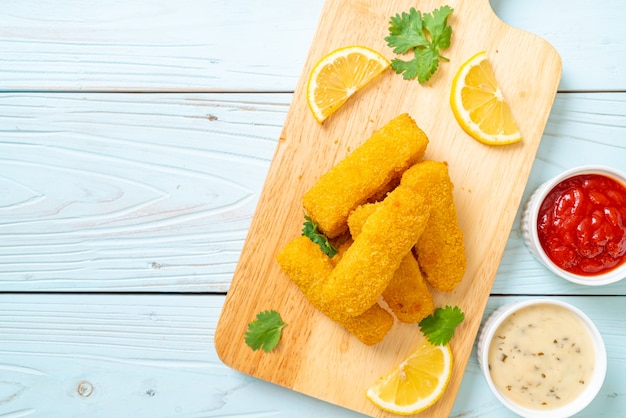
[1, 1, 624, 416]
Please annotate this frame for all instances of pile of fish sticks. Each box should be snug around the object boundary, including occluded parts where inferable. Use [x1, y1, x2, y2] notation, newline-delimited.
[277, 113, 466, 345]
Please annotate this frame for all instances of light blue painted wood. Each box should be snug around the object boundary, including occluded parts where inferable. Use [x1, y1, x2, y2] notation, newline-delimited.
[0, 0, 624, 91]
[1, 0, 625, 416]
[492, 93, 626, 295]
[0, 0, 324, 92]
[490, 0, 626, 92]
[1, 92, 625, 293]
[0, 295, 622, 417]
[0, 92, 289, 291]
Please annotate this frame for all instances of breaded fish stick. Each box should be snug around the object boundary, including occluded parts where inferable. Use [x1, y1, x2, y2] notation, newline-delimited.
[348, 203, 434, 323]
[302, 113, 429, 238]
[276, 236, 393, 346]
[388, 252, 435, 322]
[400, 160, 466, 292]
[329, 238, 353, 266]
[319, 185, 430, 317]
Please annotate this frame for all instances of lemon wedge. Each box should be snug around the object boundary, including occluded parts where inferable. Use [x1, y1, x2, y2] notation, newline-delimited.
[366, 342, 453, 415]
[306, 45, 390, 123]
[450, 50, 522, 145]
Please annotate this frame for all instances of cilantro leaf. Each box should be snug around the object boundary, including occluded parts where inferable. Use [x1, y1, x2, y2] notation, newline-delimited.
[385, 6, 454, 83]
[419, 305, 465, 346]
[302, 215, 338, 257]
[391, 48, 440, 83]
[386, 9, 429, 54]
[245, 310, 287, 352]
[422, 5, 454, 52]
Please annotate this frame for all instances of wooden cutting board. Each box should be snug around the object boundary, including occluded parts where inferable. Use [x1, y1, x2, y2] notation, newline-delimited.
[215, 0, 561, 416]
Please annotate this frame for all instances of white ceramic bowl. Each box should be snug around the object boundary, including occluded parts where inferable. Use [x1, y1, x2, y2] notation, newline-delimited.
[477, 299, 607, 418]
[521, 165, 626, 285]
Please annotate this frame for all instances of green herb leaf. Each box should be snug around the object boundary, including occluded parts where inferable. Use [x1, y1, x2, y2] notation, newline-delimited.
[302, 215, 338, 258]
[245, 310, 287, 352]
[422, 6, 454, 52]
[386, 9, 429, 54]
[385, 6, 454, 83]
[419, 305, 465, 346]
[391, 48, 440, 82]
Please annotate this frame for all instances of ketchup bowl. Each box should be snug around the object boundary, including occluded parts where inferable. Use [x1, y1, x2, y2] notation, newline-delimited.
[521, 165, 626, 286]
[477, 299, 607, 418]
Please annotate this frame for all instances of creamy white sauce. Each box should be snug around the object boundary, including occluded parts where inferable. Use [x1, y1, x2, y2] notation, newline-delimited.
[488, 304, 595, 410]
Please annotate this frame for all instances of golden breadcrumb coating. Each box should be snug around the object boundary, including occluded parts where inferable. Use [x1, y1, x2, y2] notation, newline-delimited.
[276, 236, 393, 345]
[319, 185, 430, 317]
[385, 250, 435, 322]
[348, 202, 434, 323]
[346, 202, 377, 238]
[302, 113, 429, 238]
[329, 238, 353, 266]
[400, 160, 466, 292]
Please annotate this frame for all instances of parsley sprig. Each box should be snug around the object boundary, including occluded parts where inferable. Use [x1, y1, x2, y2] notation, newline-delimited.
[302, 215, 338, 257]
[385, 6, 454, 83]
[245, 310, 287, 352]
[419, 305, 465, 346]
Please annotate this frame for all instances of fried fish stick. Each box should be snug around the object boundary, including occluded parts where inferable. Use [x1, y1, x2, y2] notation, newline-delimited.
[400, 160, 466, 292]
[302, 113, 429, 238]
[329, 238, 353, 266]
[276, 236, 393, 346]
[388, 252, 435, 322]
[320, 185, 430, 317]
[348, 203, 434, 323]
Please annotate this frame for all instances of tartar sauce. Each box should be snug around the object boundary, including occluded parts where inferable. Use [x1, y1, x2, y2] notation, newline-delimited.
[488, 303, 595, 410]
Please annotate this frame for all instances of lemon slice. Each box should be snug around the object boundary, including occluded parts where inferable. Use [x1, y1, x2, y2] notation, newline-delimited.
[366, 342, 453, 415]
[306, 46, 390, 123]
[450, 50, 522, 145]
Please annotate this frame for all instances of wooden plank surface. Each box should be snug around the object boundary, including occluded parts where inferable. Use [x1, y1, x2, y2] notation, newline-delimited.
[0, 294, 623, 417]
[0, 93, 286, 292]
[2, 92, 626, 295]
[0, 0, 323, 92]
[492, 92, 626, 295]
[1, 0, 625, 92]
[1, 0, 625, 417]
[215, 0, 562, 416]
[490, 0, 626, 92]
[0, 294, 233, 418]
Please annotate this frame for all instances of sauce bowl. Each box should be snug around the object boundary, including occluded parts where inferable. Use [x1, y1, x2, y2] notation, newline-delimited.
[477, 299, 607, 418]
[521, 165, 626, 285]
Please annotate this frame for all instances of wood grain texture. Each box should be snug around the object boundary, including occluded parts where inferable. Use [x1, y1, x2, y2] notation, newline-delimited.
[490, 0, 626, 92]
[215, 0, 562, 416]
[0, 93, 288, 291]
[0, 0, 323, 92]
[0, 294, 251, 418]
[1, 0, 625, 417]
[1, 0, 625, 92]
[2, 92, 625, 294]
[494, 92, 626, 295]
[0, 295, 623, 417]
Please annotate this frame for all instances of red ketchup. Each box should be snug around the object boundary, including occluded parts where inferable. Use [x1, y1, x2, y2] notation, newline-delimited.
[537, 173, 626, 276]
